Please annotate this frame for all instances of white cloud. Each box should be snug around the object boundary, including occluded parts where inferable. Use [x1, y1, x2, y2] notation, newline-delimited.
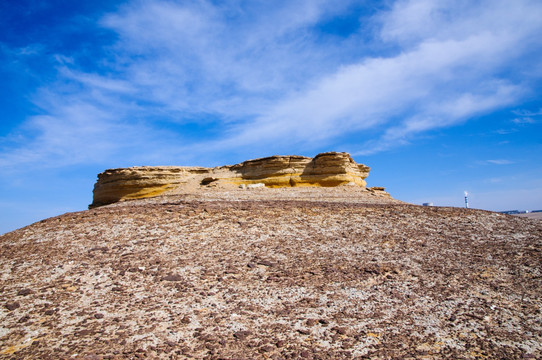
[99, 0, 354, 115]
[495, 129, 518, 135]
[513, 108, 542, 117]
[512, 117, 536, 124]
[221, 30, 527, 153]
[483, 160, 514, 165]
[0, 86, 183, 171]
[380, 0, 542, 46]
[1, 0, 542, 171]
[511, 108, 541, 124]
[198, 0, 541, 154]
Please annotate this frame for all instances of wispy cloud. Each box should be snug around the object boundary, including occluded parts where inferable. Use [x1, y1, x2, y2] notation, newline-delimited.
[511, 108, 541, 124]
[483, 159, 515, 165]
[494, 129, 519, 135]
[1, 0, 542, 171]
[512, 108, 542, 117]
[512, 117, 536, 124]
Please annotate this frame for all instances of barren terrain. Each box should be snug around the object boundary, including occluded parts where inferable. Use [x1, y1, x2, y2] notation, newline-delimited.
[1, 187, 541, 359]
[514, 212, 542, 220]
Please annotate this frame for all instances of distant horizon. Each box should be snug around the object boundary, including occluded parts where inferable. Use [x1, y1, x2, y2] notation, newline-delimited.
[1, 174, 540, 235]
[1, 0, 542, 234]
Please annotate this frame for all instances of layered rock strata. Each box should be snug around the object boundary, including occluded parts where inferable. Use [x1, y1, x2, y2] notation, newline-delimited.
[227, 152, 370, 187]
[90, 152, 374, 208]
[90, 166, 207, 208]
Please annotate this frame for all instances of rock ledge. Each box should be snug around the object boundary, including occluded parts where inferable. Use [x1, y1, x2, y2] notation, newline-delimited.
[90, 152, 381, 208]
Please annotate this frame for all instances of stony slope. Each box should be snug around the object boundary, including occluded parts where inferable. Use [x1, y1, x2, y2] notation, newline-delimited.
[1, 188, 541, 359]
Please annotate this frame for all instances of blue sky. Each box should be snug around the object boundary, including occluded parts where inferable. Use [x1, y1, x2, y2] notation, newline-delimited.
[1, 0, 542, 234]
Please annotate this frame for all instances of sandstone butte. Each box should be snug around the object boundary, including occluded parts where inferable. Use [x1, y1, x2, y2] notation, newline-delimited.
[90, 152, 389, 208]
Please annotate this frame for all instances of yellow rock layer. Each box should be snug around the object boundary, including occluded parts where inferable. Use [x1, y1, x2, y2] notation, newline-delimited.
[90, 152, 373, 207]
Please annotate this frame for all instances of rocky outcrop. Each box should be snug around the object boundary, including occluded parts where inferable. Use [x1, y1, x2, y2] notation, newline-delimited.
[228, 152, 370, 187]
[90, 166, 209, 208]
[367, 186, 392, 197]
[90, 152, 374, 208]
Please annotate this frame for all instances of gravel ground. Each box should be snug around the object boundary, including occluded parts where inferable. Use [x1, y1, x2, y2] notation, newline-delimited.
[513, 212, 542, 220]
[1, 188, 541, 359]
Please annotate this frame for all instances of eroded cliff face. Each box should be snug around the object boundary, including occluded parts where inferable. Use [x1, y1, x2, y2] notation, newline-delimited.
[90, 166, 209, 208]
[225, 152, 370, 187]
[90, 152, 374, 208]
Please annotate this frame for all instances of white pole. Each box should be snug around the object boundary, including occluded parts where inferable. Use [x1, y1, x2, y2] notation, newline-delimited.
[464, 191, 469, 208]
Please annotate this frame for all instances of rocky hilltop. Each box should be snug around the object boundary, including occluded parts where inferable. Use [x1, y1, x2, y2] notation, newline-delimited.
[1, 156, 541, 359]
[1, 184, 541, 359]
[90, 152, 375, 208]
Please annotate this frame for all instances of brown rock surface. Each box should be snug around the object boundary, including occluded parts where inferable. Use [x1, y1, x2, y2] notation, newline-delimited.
[1, 187, 541, 359]
[90, 152, 372, 207]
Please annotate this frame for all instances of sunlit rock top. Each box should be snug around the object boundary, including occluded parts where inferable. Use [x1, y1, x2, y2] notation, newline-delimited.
[90, 152, 374, 208]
